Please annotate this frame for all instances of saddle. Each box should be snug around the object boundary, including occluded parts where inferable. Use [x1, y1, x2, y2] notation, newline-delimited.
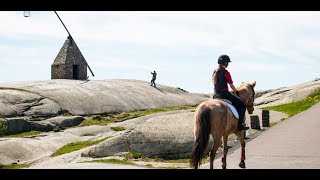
[212, 95, 239, 119]
[223, 100, 239, 119]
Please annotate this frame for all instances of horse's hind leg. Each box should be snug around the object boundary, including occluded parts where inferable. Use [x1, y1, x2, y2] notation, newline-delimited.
[221, 135, 228, 169]
[209, 138, 221, 169]
[236, 131, 246, 168]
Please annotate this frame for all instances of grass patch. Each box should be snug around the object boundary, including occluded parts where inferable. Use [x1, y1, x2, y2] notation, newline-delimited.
[51, 137, 111, 157]
[0, 163, 32, 169]
[122, 151, 193, 169]
[160, 166, 187, 169]
[145, 164, 153, 168]
[263, 88, 320, 116]
[124, 151, 145, 160]
[270, 118, 288, 127]
[280, 118, 287, 121]
[110, 126, 126, 131]
[0, 130, 41, 138]
[153, 157, 191, 163]
[78, 105, 197, 127]
[123, 151, 200, 164]
[83, 158, 135, 165]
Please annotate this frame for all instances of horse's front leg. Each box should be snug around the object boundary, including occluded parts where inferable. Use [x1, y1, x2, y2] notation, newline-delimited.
[239, 146, 246, 168]
[221, 136, 228, 169]
[236, 131, 246, 168]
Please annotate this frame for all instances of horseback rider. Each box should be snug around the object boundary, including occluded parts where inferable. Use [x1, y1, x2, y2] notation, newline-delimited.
[212, 54, 249, 131]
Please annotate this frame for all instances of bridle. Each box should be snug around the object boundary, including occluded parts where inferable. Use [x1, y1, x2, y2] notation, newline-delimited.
[250, 84, 255, 102]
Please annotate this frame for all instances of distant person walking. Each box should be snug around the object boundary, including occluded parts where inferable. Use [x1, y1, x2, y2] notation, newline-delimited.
[151, 71, 157, 87]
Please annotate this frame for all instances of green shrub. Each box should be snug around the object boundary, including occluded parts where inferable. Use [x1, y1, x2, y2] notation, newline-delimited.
[124, 151, 144, 160]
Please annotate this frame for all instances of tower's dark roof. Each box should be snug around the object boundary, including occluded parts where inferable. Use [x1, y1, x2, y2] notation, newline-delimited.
[52, 36, 87, 65]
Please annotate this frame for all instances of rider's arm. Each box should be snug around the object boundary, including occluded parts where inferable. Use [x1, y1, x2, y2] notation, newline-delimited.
[229, 83, 239, 95]
[225, 71, 239, 95]
[229, 83, 237, 92]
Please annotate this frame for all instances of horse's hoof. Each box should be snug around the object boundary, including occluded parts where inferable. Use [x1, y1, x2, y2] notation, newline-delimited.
[222, 166, 226, 169]
[239, 162, 246, 168]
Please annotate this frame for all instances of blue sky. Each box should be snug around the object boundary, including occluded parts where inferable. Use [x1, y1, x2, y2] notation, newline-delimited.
[0, 11, 319, 93]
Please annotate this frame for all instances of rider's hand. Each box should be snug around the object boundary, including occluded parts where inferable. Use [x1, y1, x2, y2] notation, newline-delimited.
[232, 90, 239, 96]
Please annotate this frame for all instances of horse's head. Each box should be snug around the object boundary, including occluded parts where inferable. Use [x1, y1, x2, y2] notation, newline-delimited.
[237, 81, 256, 114]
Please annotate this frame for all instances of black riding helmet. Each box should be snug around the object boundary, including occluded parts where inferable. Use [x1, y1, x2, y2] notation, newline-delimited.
[218, 54, 231, 66]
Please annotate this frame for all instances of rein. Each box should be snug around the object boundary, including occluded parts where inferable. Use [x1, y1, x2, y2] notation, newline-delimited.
[250, 84, 255, 102]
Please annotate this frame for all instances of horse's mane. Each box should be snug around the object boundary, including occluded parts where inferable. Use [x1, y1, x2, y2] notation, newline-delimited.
[237, 82, 249, 91]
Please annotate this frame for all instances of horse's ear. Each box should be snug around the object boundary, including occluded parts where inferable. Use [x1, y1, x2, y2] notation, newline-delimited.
[251, 81, 256, 87]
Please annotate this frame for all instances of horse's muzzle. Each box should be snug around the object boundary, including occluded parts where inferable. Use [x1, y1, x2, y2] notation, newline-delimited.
[248, 108, 254, 114]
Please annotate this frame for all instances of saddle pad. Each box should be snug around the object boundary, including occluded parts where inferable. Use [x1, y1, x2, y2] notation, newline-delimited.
[224, 102, 239, 119]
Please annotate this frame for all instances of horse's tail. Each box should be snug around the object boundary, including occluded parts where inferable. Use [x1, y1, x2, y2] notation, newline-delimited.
[190, 104, 212, 169]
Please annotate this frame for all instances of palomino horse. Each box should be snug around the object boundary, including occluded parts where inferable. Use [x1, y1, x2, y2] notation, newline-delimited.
[190, 81, 256, 169]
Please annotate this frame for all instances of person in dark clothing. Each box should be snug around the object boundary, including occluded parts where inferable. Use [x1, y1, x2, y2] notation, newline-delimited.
[151, 71, 157, 87]
[212, 54, 249, 131]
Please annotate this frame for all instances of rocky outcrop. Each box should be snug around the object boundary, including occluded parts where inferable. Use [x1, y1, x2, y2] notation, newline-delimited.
[0, 79, 209, 118]
[0, 79, 209, 135]
[0, 116, 85, 135]
[0, 89, 61, 118]
[44, 116, 85, 129]
[81, 112, 213, 159]
[82, 135, 130, 158]
[254, 78, 320, 108]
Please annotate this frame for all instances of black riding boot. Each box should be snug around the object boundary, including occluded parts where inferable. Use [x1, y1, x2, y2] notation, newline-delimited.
[237, 108, 249, 130]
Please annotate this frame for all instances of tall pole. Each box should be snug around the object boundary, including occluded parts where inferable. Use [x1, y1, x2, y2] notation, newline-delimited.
[54, 11, 72, 37]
